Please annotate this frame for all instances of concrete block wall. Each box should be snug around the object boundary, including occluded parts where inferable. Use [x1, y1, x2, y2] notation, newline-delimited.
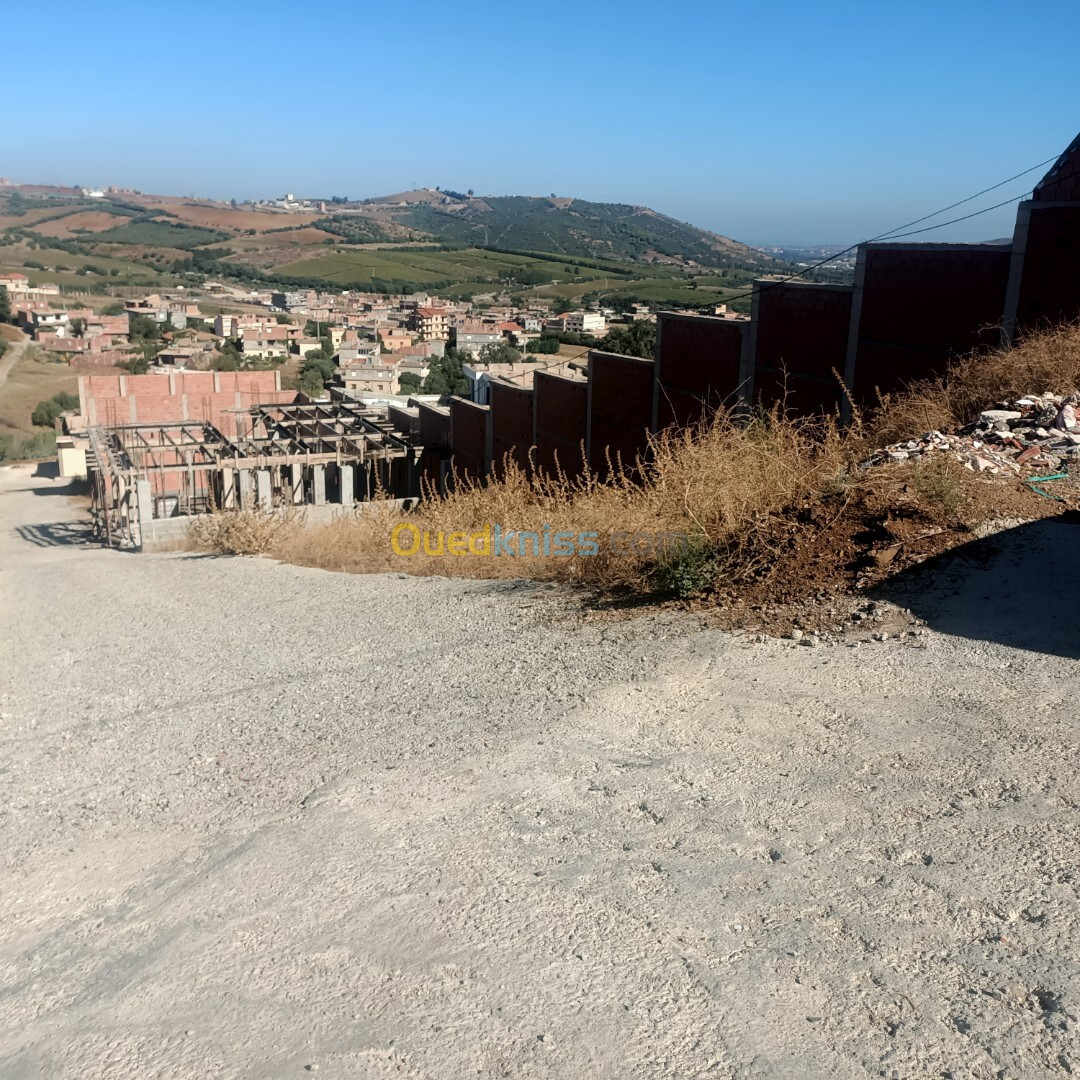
[435, 132, 1080, 490]
[750, 281, 853, 414]
[587, 350, 654, 477]
[846, 243, 1011, 405]
[448, 398, 491, 482]
[489, 381, 533, 478]
[533, 372, 588, 479]
[417, 402, 451, 491]
[1005, 202, 1080, 335]
[1031, 135, 1080, 203]
[653, 312, 749, 430]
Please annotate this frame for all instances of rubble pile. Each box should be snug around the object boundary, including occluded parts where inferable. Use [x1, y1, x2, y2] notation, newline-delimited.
[867, 393, 1080, 475]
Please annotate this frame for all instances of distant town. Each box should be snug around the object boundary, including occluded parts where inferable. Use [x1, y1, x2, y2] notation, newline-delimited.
[0, 262, 746, 407]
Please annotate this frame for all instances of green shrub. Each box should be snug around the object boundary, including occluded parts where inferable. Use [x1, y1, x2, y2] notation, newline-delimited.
[31, 391, 79, 428]
[650, 535, 718, 598]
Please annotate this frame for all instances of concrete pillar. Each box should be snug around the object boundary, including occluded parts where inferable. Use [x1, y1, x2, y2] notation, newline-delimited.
[311, 464, 326, 506]
[238, 468, 255, 509]
[338, 464, 354, 505]
[255, 469, 272, 510]
[134, 478, 152, 550]
[220, 468, 237, 510]
[289, 463, 304, 504]
[135, 479, 153, 526]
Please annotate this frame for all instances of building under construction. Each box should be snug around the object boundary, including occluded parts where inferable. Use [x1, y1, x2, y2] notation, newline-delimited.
[78, 372, 433, 549]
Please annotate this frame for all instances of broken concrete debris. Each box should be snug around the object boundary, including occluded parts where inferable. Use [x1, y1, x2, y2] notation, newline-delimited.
[866, 393, 1080, 475]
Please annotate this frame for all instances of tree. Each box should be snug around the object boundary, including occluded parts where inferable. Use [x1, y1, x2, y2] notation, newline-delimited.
[467, 189, 474, 197]
[526, 336, 560, 355]
[31, 392, 79, 428]
[275, 313, 291, 324]
[398, 371, 422, 393]
[70, 317, 87, 338]
[128, 313, 161, 343]
[211, 351, 240, 372]
[597, 320, 657, 360]
[298, 368, 326, 397]
[301, 353, 335, 384]
[421, 350, 470, 397]
[0, 285, 9, 324]
[553, 297, 574, 315]
[478, 341, 521, 365]
[122, 355, 150, 375]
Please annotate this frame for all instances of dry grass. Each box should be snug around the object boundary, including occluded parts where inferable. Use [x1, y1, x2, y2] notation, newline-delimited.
[273, 408, 866, 596]
[0, 349, 79, 438]
[189, 506, 305, 556]
[869, 323, 1080, 445]
[201, 324, 1080, 602]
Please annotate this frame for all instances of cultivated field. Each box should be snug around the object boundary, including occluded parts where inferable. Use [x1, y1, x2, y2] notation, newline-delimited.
[272, 245, 753, 306]
[30, 210, 134, 238]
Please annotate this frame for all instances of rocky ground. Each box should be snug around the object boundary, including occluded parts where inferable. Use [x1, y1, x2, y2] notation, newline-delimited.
[1, 463, 1078, 1079]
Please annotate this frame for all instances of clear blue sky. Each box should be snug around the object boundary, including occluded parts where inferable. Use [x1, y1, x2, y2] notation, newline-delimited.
[10, 0, 1080, 245]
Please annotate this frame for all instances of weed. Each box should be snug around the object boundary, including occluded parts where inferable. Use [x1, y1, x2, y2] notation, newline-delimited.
[188, 506, 305, 556]
[910, 455, 970, 522]
[650, 534, 718, 597]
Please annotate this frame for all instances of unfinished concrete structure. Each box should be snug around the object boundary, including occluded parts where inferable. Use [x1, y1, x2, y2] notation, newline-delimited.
[87, 397, 424, 550]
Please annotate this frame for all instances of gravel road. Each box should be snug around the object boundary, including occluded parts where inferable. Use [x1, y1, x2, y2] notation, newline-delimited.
[2, 463, 1078, 1079]
[0, 332, 30, 397]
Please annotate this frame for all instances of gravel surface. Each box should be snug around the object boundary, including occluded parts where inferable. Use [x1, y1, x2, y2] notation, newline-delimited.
[2, 463, 1079, 1079]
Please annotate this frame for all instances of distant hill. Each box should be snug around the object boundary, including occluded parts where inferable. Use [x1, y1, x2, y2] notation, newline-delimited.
[344, 190, 773, 271]
[0, 183, 785, 308]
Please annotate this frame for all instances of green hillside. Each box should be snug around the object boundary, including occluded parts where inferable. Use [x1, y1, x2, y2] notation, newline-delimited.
[353, 193, 776, 271]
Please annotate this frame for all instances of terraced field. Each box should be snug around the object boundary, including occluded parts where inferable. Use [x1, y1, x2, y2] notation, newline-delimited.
[272, 245, 756, 306]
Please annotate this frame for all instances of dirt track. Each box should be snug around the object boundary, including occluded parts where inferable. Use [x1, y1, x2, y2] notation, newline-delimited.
[1, 464, 1078, 1079]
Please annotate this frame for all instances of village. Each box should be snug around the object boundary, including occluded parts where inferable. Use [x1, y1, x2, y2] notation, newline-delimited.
[0, 267, 680, 403]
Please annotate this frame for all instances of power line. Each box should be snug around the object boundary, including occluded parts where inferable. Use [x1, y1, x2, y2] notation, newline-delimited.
[709, 151, 1063, 307]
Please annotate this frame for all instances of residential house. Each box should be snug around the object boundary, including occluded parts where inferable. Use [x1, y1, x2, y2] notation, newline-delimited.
[0, 272, 29, 297]
[461, 360, 571, 404]
[338, 340, 381, 365]
[240, 337, 289, 360]
[270, 290, 313, 313]
[377, 327, 414, 352]
[568, 311, 607, 335]
[18, 306, 70, 333]
[409, 306, 451, 340]
[342, 363, 399, 397]
[453, 318, 503, 358]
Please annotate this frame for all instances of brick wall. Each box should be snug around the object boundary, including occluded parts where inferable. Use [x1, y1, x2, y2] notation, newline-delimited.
[849, 243, 1011, 404]
[587, 350, 654, 477]
[78, 371, 290, 436]
[533, 372, 588, 479]
[489, 380, 533, 478]
[654, 312, 748, 430]
[752, 281, 853, 414]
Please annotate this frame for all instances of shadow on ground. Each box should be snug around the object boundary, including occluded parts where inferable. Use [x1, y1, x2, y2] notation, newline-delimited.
[15, 521, 95, 548]
[875, 513, 1080, 659]
[29, 478, 89, 498]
